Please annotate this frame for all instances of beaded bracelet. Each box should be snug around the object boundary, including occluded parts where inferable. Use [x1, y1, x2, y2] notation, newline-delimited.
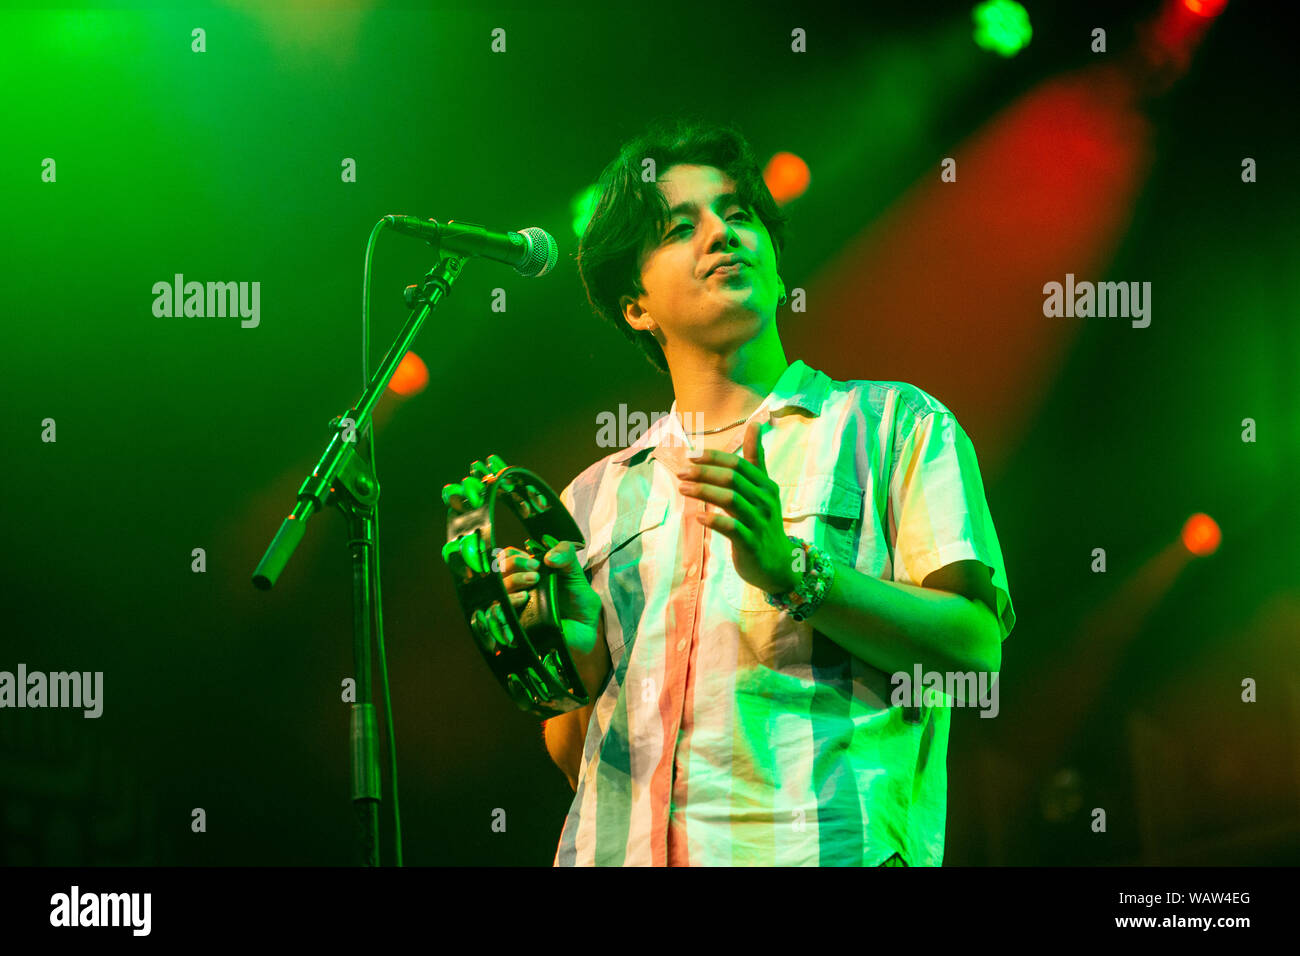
[764, 534, 836, 621]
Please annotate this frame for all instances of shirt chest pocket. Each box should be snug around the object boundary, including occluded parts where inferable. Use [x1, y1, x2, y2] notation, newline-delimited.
[580, 499, 670, 653]
[724, 473, 863, 613]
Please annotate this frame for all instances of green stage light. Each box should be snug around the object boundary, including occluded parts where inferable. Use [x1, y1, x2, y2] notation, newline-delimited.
[571, 183, 601, 239]
[972, 0, 1032, 58]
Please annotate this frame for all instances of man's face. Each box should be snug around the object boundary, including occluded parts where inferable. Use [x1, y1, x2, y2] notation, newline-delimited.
[622, 164, 783, 358]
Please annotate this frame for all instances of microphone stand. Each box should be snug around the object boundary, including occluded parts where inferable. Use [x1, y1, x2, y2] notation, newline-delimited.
[252, 252, 467, 866]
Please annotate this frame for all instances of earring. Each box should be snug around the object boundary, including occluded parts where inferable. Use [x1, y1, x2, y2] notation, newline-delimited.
[778, 292, 787, 306]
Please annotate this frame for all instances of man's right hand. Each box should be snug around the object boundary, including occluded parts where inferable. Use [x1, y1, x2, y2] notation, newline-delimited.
[499, 542, 607, 688]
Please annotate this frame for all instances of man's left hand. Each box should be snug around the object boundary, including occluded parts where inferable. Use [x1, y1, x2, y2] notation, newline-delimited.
[674, 421, 800, 596]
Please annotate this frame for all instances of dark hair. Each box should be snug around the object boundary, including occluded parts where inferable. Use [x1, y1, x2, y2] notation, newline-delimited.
[575, 116, 790, 374]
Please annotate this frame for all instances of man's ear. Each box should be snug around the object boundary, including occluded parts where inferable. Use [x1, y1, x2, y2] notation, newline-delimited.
[621, 294, 654, 333]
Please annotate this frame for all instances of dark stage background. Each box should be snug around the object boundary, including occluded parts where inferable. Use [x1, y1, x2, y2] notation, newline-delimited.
[2, 0, 1296, 866]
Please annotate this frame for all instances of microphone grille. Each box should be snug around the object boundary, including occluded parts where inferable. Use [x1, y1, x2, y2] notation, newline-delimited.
[517, 227, 558, 278]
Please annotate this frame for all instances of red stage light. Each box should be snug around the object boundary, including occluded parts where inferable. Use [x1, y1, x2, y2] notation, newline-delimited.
[1181, 513, 1221, 556]
[388, 351, 429, 396]
[1182, 0, 1227, 17]
[764, 152, 811, 204]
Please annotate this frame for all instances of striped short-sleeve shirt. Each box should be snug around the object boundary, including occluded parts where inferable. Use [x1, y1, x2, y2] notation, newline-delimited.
[552, 359, 1015, 866]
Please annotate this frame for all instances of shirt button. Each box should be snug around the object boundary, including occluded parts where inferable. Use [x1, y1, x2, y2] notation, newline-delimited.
[676, 638, 688, 652]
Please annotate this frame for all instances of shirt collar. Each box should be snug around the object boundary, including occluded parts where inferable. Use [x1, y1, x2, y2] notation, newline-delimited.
[610, 359, 828, 465]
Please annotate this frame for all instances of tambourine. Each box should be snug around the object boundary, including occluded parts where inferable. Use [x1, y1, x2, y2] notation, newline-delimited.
[441, 454, 590, 719]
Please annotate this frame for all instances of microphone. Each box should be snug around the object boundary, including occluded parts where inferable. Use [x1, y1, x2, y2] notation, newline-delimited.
[383, 215, 558, 278]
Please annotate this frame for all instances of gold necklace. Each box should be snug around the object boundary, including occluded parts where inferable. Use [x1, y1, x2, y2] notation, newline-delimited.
[682, 415, 750, 435]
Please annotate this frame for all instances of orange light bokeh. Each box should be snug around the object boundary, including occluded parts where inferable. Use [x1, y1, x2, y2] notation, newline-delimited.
[764, 152, 811, 204]
[1183, 0, 1227, 18]
[388, 351, 429, 397]
[1181, 513, 1221, 556]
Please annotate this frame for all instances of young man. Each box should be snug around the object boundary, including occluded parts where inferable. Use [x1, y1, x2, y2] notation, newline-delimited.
[537, 117, 1015, 866]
